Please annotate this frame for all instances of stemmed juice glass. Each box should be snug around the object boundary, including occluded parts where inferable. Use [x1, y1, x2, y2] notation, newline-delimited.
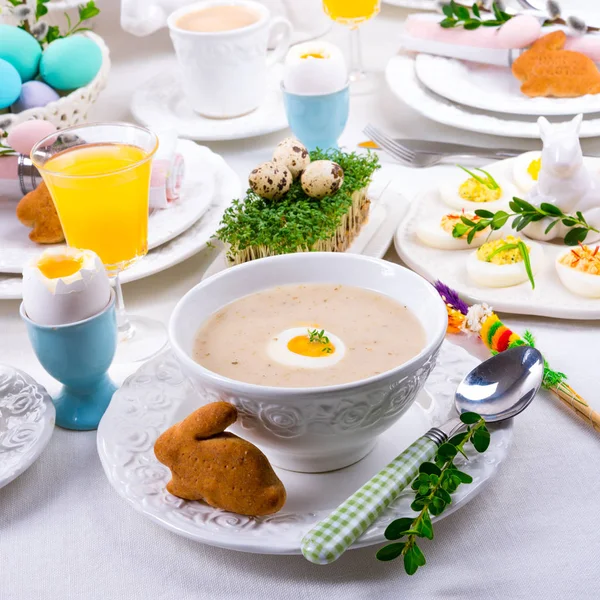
[322, 0, 380, 92]
[31, 123, 165, 363]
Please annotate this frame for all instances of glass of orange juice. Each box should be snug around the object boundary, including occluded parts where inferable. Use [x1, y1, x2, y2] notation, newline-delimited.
[31, 123, 163, 363]
[322, 0, 380, 92]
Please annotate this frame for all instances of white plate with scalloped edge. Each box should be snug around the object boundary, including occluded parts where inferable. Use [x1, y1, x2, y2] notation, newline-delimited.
[96, 341, 511, 555]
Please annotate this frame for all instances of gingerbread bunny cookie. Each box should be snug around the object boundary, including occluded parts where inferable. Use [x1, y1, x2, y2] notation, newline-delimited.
[16, 181, 65, 244]
[154, 401, 286, 517]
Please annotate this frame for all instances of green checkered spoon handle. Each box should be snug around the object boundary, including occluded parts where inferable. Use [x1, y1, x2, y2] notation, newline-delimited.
[301, 430, 447, 565]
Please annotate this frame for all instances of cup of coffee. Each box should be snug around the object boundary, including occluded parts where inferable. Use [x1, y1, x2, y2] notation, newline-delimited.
[168, 0, 292, 119]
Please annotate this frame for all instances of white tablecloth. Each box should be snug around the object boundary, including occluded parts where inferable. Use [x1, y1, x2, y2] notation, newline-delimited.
[2, 2, 600, 599]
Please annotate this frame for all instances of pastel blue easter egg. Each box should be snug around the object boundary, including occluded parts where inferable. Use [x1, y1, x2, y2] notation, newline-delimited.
[40, 36, 102, 91]
[11, 80, 60, 113]
[0, 59, 22, 110]
[0, 24, 42, 82]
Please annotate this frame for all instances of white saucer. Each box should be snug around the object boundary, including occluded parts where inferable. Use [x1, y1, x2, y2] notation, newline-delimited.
[96, 341, 512, 555]
[131, 64, 288, 142]
[0, 365, 55, 489]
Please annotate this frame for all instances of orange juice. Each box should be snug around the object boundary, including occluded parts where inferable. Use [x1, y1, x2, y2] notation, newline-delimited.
[322, 0, 380, 27]
[42, 143, 151, 272]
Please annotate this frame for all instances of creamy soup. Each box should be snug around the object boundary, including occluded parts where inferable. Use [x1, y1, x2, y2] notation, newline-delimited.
[193, 284, 426, 388]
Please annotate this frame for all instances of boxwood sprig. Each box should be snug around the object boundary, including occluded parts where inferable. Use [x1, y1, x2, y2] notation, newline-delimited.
[439, 1, 511, 30]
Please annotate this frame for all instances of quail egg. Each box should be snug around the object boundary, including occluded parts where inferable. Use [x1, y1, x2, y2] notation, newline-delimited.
[272, 138, 310, 179]
[249, 161, 292, 200]
[300, 160, 344, 200]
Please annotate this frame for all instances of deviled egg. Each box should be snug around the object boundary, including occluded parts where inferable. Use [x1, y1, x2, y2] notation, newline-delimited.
[416, 211, 504, 250]
[512, 151, 542, 194]
[467, 235, 543, 288]
[555, 244, 600, 298]
[440, 166, 517, 212]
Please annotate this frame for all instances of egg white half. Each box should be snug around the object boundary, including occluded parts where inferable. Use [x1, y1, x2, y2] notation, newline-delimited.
[267, 327, 346, 369]
[416, 215, 504, 250]
[439, 170, 516, 212]
[555, 247, 600, 298]
[466, 240, 544, 288]
[512, 151, 541, 194]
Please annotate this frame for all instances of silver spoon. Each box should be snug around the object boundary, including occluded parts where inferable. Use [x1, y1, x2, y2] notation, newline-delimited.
[301, 346, 544, 565]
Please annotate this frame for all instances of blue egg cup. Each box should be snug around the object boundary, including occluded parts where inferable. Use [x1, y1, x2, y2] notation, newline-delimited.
[282, 83, 350, 152]
[20, 291, 118, 431]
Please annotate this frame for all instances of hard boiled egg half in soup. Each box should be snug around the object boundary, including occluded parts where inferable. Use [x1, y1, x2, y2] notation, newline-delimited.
[417, 211, 504, 250]
[512, 151, 542, 194]
[440, 166, 516, 211]
[22, 247, 111, 326]
[267, 327, 346, 369]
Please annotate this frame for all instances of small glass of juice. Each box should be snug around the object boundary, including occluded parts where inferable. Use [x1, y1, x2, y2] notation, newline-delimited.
[31, 123, 163, 363]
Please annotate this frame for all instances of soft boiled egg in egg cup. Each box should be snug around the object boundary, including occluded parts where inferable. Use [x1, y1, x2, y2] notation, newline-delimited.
[467, 235, 543, 288]
[416, 211, 504, 250]
[555, 245, 600, 298]
[267, 327, 346, 369]
[440, 166, 517, 212]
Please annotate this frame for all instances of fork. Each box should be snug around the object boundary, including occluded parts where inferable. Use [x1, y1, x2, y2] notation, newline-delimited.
[363, 125, 517, 168]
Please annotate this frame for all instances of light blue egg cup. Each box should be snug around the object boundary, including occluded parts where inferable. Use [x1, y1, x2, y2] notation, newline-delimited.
[20, 291, 118, 431]
[282, 82, 350, 152]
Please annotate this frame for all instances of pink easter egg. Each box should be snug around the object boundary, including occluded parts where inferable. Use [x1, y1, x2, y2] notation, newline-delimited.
[496, 15, 542, 49]
[6, 119, 57, 155]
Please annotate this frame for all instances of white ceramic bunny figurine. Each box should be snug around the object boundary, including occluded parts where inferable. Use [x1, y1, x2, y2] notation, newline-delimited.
[525, 114, 600, 242]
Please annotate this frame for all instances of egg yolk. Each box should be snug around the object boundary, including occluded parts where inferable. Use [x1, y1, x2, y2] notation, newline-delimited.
[300, 52, 327, 59]
[37, 255, 83, 279]
[528, 158, 542, 181]
[559, 245, 600, 274]
[441, 212, 484, 237]
[287, 335, 335, 357]
[477, 236, 527, 265]
[459, 178, 502, 203]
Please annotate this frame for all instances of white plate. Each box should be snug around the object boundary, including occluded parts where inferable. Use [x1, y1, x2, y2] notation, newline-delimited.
[131, 65, 288, 142]
[383, 0, 436, 7]
[97, 341, 512, 555]
[415, 55, 600, 117]
[386, 55, 600, 139]
[0, 140, 216, 274]
[0, 150, 242, 300]
[394, 157, 600, 320]
[0, 365, 55, 489]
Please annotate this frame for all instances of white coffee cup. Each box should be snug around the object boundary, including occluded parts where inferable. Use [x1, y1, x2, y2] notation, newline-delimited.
[167, 0, 292, 118]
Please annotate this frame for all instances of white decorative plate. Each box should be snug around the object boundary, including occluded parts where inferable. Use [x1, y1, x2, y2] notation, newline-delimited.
[394, 157, 600, 320]
[0, 150, 242, 300]
[0, 365, 55, 489]
[97, 341, 512, 555]
[0, 140, 217, 274]
[386, 56, 600, 139]
[131, 65, 288, 142]
[415, 55, 600, 117]
[383, 0, 436, 8]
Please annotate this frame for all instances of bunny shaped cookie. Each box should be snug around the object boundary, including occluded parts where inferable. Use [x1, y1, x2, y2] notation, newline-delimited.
[16, 182, 65, 244]
[154, 401, 286, 517]
[512, 30, 600, 98]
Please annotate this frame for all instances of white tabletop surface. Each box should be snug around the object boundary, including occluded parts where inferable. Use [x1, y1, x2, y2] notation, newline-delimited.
[2, 2, 600, 599]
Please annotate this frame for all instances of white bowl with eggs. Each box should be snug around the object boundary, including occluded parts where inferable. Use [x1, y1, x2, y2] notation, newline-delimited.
[169, 253, 447, 473]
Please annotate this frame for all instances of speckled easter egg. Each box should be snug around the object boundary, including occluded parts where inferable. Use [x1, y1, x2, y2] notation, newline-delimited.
[6, 120, 57, 155]
[0, 24, 42, 82]
[40, 36, 102, 91]
[12, 80, 60, 113]
[0, 59, 21, 110]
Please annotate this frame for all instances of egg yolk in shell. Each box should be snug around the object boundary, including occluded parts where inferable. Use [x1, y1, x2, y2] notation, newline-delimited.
[287, 335, 335, 357]
[528, 158, 542, 181]
[37, 255, 84, 279]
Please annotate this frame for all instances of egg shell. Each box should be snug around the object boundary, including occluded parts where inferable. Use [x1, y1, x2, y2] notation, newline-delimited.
[22, 248, 112, 326]
[6, 119, 57, 155]
[0, 25, 42, 82]
[11, 80, 60, 113]
[0, 58, 21, 110]
[249, 161, 293, 200]
[40, 36, 102, 91]
[300, 160, 344, 199]
[272, 138, 310, 179]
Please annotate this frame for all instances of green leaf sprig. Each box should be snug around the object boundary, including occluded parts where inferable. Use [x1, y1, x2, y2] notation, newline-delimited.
[439, 1, 511, 30]
[307, 329, 333, 353]
[459, 165, 500, 190]
[376, 412, 490, 575]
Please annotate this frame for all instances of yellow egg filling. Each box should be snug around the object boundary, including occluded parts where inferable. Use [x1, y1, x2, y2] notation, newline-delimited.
[459, 178, 502, 203]
[477, 236, 527, 265]
[287, 335, 335, 357]
[441, 212, 485, 237]
[559, 245, 600, 275]
[528, 158, 542, 181]
[37, 255, 83, 279]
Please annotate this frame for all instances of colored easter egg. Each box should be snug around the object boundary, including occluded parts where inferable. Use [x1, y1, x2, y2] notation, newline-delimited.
[0, 58, 22, 110]
[7, 120, 57, 155]
[40, 36, 102, 91]
[11, 80, 61, 113]
[0, 24, 42, 82]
